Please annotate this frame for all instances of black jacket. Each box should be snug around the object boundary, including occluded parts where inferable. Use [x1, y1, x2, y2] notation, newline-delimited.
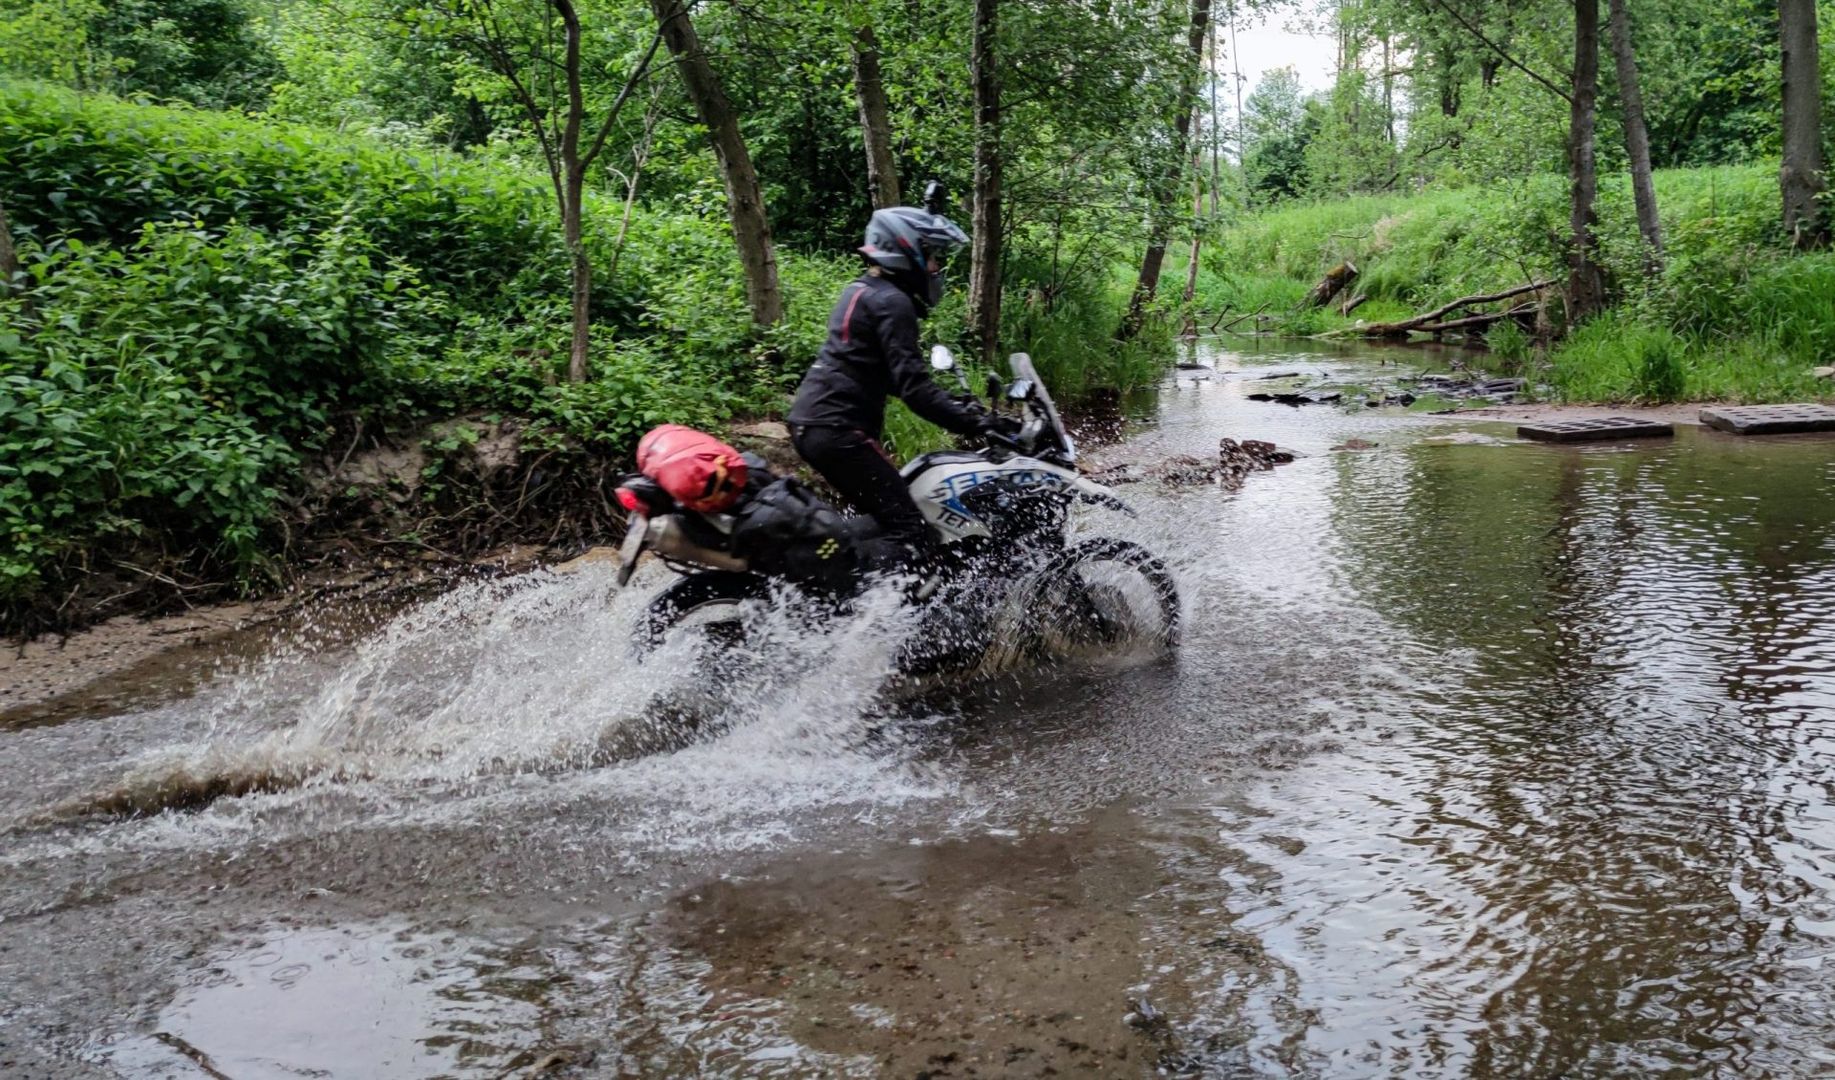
[787, 273, 984, 440]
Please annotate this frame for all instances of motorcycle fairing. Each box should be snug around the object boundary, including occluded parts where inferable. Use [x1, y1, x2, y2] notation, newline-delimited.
[908, 455, 1115, 541]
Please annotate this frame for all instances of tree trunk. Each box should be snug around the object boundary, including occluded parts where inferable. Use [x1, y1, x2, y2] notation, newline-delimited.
[1345, 280, 1554, 337]
[966, 0, 1002, 366]
[1305, 261, 1359, 307]
[556, 0, 591, 383]
[850, 23, 901, 210]
[1565, 0, 1607, 324]
[1182, 108, 1204, 308]
[1228, 5, 1243, 167]
[1124, 0, 1212, 337]
[565, 198, 591, 383]
[1440, 47, 1461, 116]
[1780, 0, 1829, 249]
[1383, 34, 1395, 143]
[1210, 13, 1223, 217]
[651, 0, 784, 325]
[1607, 0, 1663, 271]
[0, 199, 17, 293]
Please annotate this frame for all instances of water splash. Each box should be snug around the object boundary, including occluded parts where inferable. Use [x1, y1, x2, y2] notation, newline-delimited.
[2, 563, 963, 861]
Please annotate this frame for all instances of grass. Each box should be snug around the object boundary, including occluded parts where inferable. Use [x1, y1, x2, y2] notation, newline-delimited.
[1175, 165, 1835, 404]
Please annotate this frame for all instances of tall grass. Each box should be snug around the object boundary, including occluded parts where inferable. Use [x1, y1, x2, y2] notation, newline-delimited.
[1184, 165, 1835, 403]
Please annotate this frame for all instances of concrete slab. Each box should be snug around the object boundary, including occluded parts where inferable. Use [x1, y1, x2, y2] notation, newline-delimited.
[1517, 416, 1676, 443]
[1699, 404, 1835, 435]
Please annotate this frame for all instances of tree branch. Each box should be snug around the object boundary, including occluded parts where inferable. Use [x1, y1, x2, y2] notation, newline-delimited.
[581, 24, 666, 173]
[1426, 0, 1572, 103]
[0, 199, 18, 293]
[462, 0, 562, 197]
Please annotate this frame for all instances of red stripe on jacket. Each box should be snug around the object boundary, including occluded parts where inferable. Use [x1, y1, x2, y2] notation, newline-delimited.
[839, 283, 867, 344]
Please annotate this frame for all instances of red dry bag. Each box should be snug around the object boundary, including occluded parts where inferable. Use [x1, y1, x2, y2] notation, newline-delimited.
[636, 425, 749, 512]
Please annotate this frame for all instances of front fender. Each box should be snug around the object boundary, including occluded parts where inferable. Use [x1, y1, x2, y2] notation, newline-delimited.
[1072, 476, 1137, 517]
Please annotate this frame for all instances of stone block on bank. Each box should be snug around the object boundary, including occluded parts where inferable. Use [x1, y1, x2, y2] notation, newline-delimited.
[1699, 404, 1835, 435]
[1517, 416, 1675, 443]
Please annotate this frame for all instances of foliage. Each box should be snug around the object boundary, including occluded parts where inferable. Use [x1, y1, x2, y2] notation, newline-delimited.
[1237, 0, 1835, 197]
[1241, 66, 1315, 203]
[0, 0, 279, 107]
[91, 0, 282, 109]
[0, 0, 113, 88]
[1193, 162, 1835, 403]
[0, 216, 435, 594]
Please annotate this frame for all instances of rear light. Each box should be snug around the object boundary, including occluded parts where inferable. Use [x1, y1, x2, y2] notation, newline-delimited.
[616, 474, 675, 516]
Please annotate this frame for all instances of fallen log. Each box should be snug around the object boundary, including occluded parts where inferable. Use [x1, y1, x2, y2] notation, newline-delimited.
[1414, 301, 1539, 336]
[1212, 303, 1271, 334]
[1339, 291, 1370, 316]
[1341, 279, 1553, 338]
[1305, 261, 1359, 307]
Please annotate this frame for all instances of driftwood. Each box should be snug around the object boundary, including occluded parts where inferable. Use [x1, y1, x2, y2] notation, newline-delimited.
[1305, 260, 1359, 307]
[1338, 291, 1369, 316]
[1342, 279, 1553, 338]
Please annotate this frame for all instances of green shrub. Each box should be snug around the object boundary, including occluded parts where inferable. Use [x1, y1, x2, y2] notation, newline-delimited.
[0, 214, 446, 597]
[1631, 326, 1687, 402]
[1484, 318, 1532, 366]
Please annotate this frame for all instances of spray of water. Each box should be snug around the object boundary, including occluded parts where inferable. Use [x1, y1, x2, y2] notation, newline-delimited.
[1, 562, 976, 854]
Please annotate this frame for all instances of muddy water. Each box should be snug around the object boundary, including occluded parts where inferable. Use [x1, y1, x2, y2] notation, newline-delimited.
[6, 340, 1835, 1078]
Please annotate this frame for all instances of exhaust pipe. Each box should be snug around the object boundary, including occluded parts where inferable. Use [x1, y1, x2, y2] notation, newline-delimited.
[644, 516, 751, 573]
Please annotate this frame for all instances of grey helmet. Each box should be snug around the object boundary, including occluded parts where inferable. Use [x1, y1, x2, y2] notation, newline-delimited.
[859, 205, 969, 313]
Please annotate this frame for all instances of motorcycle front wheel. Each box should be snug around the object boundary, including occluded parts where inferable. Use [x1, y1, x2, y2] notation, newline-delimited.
[1033, 537, 1182, 650]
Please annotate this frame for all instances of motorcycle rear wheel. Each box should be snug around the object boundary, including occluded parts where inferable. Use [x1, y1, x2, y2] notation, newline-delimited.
[636, 571, 774, 655]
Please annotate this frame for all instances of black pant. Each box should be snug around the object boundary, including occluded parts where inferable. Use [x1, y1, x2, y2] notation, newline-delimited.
[792, 424, 932, 568]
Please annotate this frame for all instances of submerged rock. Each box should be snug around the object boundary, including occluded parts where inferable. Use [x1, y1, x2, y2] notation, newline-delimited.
[1123, 996, 1165, 1030]
[1247, 390, 1340, 406]
[1086, 436, 1293, 491]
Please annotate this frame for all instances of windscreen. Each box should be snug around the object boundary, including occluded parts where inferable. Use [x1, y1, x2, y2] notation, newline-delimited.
[1007, 352, 1074, 461]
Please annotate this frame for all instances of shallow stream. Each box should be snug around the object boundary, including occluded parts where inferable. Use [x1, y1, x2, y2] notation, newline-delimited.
[4, 340, 1834, 1078]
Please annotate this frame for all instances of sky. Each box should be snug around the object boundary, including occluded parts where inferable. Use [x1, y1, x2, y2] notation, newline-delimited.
[1233, 17, 1337, 92]
[1218, 8, 1339, 131]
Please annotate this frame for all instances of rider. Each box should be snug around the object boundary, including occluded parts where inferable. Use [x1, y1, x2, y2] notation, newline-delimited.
[788, 197, 1004, 568]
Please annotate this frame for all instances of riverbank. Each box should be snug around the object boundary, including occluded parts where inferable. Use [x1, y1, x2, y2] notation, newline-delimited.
[1182, 167, 1835, 406]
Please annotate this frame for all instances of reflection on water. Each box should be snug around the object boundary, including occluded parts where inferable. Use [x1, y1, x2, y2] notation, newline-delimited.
[100, 924, 545, 1078]
[3, 338, 1835, 1077]
[1277, 428, 1835, 1075]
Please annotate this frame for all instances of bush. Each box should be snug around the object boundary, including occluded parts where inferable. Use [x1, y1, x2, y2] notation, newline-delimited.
[0, 215, 446, 597]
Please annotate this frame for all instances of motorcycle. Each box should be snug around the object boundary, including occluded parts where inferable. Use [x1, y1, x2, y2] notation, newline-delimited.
[610, 350, 1180, 673]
